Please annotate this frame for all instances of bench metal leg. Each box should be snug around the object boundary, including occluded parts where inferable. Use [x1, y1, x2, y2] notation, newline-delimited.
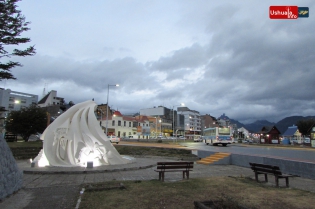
[182, 171, 189, 179]
[159, 172, 162, 181]
[162, 172, 165, 182]
[285, 177, 289, 187]
[275, 176, 279, 187]
[264, 174, 268, 182]
[255, 173, 258, 181]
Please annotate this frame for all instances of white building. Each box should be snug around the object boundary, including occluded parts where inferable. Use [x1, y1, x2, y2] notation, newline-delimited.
[178, 107, 201, 137]
[101, 111, 150, 139]
[0, 88, 38, 111]
[237, 127, 250, 139]
[38, 90, 64, 107]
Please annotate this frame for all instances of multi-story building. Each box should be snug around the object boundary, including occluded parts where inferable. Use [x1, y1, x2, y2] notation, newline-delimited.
[177, 107, 201, 138]
[0, 88, 39, 136]
[0, 88, 38, 111]
[200, 114, 219, 135]
[140, 106, 173, 137]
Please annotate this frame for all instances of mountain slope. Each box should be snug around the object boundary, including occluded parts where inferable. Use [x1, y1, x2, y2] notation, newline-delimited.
[275, 116, 315, 134]
[244, 120, 275, 133]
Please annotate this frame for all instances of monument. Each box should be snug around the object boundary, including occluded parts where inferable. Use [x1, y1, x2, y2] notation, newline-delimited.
[0, 135, 23, 200]
[33, 100, 130, 167]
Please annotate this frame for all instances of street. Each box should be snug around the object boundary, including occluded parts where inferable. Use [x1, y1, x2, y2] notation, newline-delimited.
[180, 142, 315, 163]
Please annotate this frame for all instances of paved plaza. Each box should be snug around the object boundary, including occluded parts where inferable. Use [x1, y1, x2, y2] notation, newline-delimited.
[1, 155, 315, 209]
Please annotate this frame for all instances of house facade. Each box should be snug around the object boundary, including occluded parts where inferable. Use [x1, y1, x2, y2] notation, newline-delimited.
[309, 125, 315, 148]
[101, 111, 151, 139]
[282, 125, 302, 143]
[258, 126, 281, 144]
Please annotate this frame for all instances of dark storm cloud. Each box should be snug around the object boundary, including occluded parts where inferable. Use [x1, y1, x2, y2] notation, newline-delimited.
[147, 43, 207, 72]
[4, 0, 315, 124]
[11, 56, 159, 94]
[143, 2, 315, 122]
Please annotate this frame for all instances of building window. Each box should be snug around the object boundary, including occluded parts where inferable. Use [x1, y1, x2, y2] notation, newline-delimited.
[129, 122, 131, 127]
[123, 132, 126, 137]
[8, 104, 14, 109]
[118, 131, 120, 137]
[9, 97, 15, 102]
[129, 132, 131, 135]
[112, 120, 115, 126]
[124, 121, 126, 126]
[118, 121, 121, 126]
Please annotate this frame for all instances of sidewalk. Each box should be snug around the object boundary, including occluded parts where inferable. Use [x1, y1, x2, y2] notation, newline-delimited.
[1, 156, 315, 209]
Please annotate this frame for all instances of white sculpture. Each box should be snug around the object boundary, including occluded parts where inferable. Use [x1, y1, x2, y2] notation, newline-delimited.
[33, 100, 129, 167]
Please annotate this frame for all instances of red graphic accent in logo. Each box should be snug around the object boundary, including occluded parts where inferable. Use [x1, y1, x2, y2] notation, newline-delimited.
[269, 6, 298, 19]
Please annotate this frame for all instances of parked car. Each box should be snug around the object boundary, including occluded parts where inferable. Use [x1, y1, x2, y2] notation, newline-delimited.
[194, 137, 203, 142]
[304, 137, 310, 143]
[157, 136, 167, 140]
[178, 136, 185, 140]
[242, 139, 253, 144]
[28, 133, 41, 141]
[108, 135, 120, 144]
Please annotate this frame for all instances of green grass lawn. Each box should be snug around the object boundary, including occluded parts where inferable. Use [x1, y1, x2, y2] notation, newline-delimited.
[6, 140, 43, 148]
[80, 177, 315, 209]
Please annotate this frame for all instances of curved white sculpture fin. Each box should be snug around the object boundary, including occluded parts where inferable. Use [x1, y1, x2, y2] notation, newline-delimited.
[37, 100, 128, 167]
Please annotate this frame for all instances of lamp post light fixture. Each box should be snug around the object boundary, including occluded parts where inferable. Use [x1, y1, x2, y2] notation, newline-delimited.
[172, 103, 184, 138]
[105, 84, 119, 136]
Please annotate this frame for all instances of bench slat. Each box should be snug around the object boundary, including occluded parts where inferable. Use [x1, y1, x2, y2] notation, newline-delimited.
[154, 169, 193, 173]
[157, 162, 193, 165]
[156, 165, 194, 170]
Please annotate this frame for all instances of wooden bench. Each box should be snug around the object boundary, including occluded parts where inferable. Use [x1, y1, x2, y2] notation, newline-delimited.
[154, 162, 194, 182]
[249, 162, 297, 187]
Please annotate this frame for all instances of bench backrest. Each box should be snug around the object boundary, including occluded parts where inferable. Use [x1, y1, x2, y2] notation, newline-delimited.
[249, 163, 282, 175]
[156, 162, 194, 170]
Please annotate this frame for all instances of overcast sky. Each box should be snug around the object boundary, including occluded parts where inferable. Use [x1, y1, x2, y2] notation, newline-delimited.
[1, 0, 315, 124]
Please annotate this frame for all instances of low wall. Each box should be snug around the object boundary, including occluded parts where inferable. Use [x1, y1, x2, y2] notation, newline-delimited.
[196, 150, 315, 180]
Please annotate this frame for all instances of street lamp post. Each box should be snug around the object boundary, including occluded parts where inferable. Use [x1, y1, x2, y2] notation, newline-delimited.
[159, 119, 162, 136]
[155, 117, 158, 137]
[105, 84, 119, 136]
[172, 103, 184, 138]
[97, 109, 104, 127]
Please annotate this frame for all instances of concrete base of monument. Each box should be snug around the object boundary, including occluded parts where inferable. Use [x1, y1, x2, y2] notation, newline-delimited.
[16, 156, 167, 174]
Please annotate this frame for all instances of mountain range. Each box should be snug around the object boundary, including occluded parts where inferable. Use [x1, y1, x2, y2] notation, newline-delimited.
[223, 115, 315, 134]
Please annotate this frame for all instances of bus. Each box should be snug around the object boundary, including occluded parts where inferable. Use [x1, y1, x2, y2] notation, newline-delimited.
[203, 127, 233, 146]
